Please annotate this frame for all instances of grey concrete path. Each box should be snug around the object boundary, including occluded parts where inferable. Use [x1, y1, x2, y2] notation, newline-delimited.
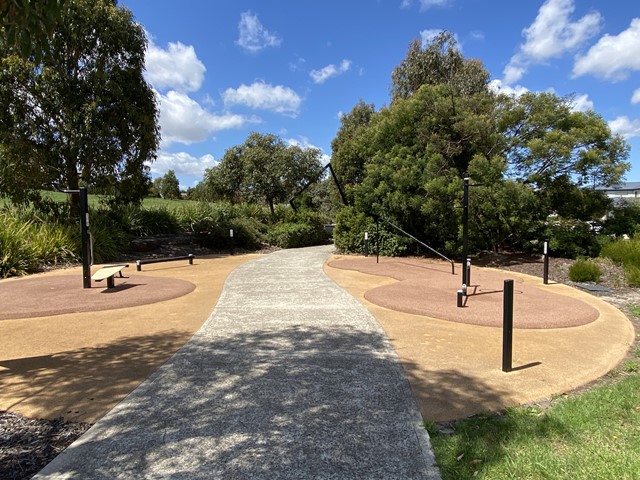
[36, 245, 440, 479]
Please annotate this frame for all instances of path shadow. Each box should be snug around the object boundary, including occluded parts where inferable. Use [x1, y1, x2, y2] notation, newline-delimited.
[35, 325, 543, 478]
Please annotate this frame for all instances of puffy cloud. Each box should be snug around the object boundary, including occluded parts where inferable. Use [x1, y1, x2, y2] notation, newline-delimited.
[145, 40, 206, 92]
[150, 152, 217, 177]
[236, 11, 281, 53]
[632, 88, 640, 104]
[284, 136, 330, 164]
[158, 90, 246, 146]
[503, 0, 602, 84]
[309, 59, 351, 84]
[609, 115, 640, 139]
[222, 81, 302, 116]
[573, 18, 640, 81]
[569, 93, 594, 112]
[488, 79, 529, 97]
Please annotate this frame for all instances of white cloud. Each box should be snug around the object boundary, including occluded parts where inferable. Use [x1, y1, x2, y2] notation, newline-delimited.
[145, 40, 206, 92]
[158, 90, 246, 147]
[609, 115, 640, 139]
[236, 11, 281, 53]
[488, 79, 529, 97]
[503, 0, 602, 84]
[573, 18, 640, 81]
[222, 81, 302, 117]
[284, 136, 330, 164]
[401, 0, 452, 10]
[632, 88, 640, 104]
[570, 93, 594, 112]
[150, 152, 217, 178]
[309, 59, 351, 84]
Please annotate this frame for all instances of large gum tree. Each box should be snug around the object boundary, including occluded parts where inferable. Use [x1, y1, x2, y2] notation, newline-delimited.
[0, 0, 159, 205]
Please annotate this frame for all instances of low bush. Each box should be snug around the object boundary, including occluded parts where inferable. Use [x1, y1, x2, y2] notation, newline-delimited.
[624, 264, 640, 287]
[568, 259, 602, 283]
[333, 206, 410, 256]
[600, 237, 640, 266]
[545, 218, 600, 259]
[0, 207, 77, 277]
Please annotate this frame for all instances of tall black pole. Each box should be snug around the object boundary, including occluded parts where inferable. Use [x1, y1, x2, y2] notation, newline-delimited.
[79, 187, 91, 289]
[502, 279, 514, 372]
[461, 177, 469, 294]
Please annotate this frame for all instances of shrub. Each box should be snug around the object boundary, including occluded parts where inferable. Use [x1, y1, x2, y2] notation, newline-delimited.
[0, 207, 77, 277]
[624, 264, 640, 287]
[333, 206, 409, 256]
[545, 218, 600, 259]
[568, 259, 602, 283]
[266, 222, 327, 248]
[601, 237, 640, 267]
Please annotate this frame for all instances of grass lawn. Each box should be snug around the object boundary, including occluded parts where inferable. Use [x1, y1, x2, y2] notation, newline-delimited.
[427, 369, 640, 479]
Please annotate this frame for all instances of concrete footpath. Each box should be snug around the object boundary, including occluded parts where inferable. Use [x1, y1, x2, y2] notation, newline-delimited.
[36, 245, 441, 479]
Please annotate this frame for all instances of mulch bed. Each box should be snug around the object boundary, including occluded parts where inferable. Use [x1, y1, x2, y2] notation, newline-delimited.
[0, 411, 90, 480]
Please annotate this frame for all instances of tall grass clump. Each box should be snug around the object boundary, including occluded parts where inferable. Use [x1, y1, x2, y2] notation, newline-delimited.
[601, 237, 640, 286]
[568, 259, 602, 283]
[0, 207, 77, 277]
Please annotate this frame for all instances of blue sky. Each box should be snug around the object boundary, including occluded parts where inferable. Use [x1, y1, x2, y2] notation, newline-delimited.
[119, 0, 640, 190]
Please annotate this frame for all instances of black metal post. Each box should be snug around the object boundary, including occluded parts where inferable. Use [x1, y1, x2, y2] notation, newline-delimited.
[461, 178, 469, 294]
[376, 220, 380, 264]
[502, 279, 514, 372]
[364, 231, 369, 257]
[79, 187, 91, 289]
[457, 289, 464, 308]
[543, 241, 549, 284]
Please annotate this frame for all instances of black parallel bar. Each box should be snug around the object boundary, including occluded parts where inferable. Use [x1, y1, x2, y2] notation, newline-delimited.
[136, 254, 195, 271]
[502, 279, 514, 372]
[543, 241, 549, 284]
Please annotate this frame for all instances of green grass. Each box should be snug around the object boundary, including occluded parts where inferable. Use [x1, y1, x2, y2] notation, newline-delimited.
[427, 373, 640, 479]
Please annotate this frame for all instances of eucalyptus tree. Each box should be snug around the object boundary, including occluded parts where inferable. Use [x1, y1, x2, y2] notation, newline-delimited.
[0, 0, 159, 206]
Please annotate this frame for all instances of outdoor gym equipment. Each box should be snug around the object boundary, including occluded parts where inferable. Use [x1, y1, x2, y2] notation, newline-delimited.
[53, 184, 93, 288]
[135, 254, 195, 271]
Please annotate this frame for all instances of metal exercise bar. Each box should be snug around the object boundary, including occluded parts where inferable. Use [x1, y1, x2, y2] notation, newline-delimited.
[381, 218, 455, 275]
[136, 254, 195, 271]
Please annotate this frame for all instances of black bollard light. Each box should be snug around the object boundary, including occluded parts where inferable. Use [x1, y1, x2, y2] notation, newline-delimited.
[502, 279, 514, 372]
[543, 241, 549, 284]
[364, 231, 369, 257]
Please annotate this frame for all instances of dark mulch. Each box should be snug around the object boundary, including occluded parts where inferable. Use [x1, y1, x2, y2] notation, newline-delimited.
[0, 411, 91, 480]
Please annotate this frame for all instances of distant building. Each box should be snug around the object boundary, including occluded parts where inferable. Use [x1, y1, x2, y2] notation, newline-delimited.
[596, 182, 640, 200]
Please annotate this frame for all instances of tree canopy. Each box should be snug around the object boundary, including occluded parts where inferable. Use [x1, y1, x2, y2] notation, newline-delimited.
[202, 132, 324, 214]
[332, 33, 630, 257]
[0, 0, 159, 206]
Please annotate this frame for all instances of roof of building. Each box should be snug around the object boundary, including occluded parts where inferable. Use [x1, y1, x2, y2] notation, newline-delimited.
[595, 182, 640, 191]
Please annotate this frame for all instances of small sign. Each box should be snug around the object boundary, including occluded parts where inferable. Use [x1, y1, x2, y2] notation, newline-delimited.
[364, 231, 368, 240]
[230, 229, 234, 238]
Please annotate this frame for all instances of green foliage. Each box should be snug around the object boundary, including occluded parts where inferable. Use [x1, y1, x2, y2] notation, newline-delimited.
[624, 265, 640, 288]
[601, 237, 640, 267]
[545, 218, 601, 259]
[0, 0, 67, 61]
[568, 259, 602, 283]
[0, 0, 159, 207]
[0, 206, 77, 277]
[202, 132, 324, 214]
[429, 374, 640, 479]
[602, 200, 640, 237]
[155, 170, 181, 200]
[266, 210, 330, 249]
[390, 31, 489, 102]
[333, 206, 410, 256]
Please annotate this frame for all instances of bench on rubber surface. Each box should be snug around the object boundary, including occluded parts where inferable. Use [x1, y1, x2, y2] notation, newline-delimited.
[91, 264, 129, 288]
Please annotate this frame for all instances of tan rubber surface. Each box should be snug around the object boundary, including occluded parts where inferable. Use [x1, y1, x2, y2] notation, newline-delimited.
[0, 254, 259, 423]
[325, 255, 635, 421]
[0, 251, 635, 425]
